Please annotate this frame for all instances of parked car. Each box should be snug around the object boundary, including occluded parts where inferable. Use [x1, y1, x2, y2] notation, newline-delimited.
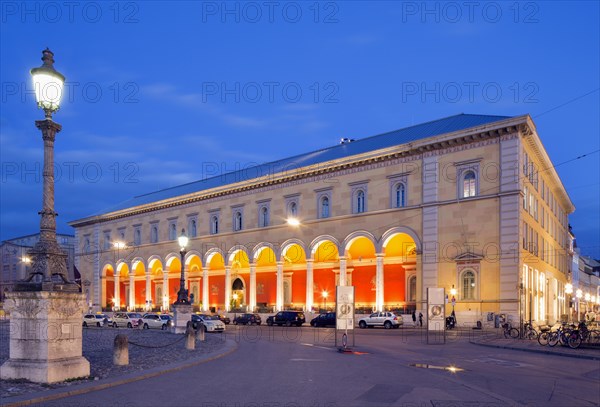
[191, 314, 226, 332]
[266, 311, 305, 327]
[358, 312, 402, 329]
[233, 313, 262, 325]
[141, 313, 169, 330]
[112, 312, 143, 328]
[83, 314, 110, 327]
[215, 314, 231, 324]
[310, 312, 336, 328]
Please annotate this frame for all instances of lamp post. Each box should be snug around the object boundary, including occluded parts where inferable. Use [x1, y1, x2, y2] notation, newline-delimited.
[322, 290, 328, 311]
[16, 48, 75, 291]
[565, 283, 573, 323]
[449, 285, 457, 312]
[576, 289, 583, 322]
[0, 49, 90, 384]
[174, 229, 189, 305]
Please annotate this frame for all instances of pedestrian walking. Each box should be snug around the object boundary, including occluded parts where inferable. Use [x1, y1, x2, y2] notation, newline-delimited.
[412, 310, 416, 327]
[418, 312, 423, 327]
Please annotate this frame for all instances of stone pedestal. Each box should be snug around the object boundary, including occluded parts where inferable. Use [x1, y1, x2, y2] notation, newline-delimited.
[0, 291, 90, 383]
[171, 303, 192, 334]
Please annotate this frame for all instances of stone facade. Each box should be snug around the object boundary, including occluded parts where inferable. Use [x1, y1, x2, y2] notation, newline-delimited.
[69, 114, 574, 326]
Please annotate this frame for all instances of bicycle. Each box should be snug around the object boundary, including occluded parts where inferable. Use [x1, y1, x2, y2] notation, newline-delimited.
[522, 321, 539, 340]
[502, 322, 519, 339]
[567, 322, 600, 349]
[548, 323, 574, 347]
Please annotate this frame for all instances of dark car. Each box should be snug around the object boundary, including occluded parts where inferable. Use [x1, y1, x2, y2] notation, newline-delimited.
[215, 314, 231, 324]
[310, 312, 336, 328]
[266, 311, 305, 327]
[233, 313, 262, 325]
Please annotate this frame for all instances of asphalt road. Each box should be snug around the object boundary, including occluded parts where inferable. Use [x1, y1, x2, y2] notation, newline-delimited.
[35, 326, 600, 407]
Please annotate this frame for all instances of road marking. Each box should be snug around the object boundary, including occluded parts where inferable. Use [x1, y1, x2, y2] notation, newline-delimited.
[290, 358, 324, 362]
[300, 343, 333, 351]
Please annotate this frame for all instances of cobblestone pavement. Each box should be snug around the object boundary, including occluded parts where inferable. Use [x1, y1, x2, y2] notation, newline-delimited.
[0, 321, 226, 399]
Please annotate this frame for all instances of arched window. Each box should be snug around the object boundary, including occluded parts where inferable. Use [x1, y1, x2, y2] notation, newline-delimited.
[462, 170, 477, 198]
[288, 201, 298, 217]
[461, 270, 476, 300]
[190, 219, 197, 238]
[211, 216, 219, 235]
[84, 238, 91, 253]
[151, 226, 158, 243]
[169, 224, 177, 240]
[408, 275, 416, 302]
[356, 190, 365, 213]
[234, 211, 243, 231]
[134, 229, 141, 245]
[321, 196, 330, 218]
[260, 206, 269, 227]
[395, 183, 406, 208]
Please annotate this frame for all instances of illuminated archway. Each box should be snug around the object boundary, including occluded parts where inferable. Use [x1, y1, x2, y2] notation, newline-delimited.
[345, 234, 376, 309]
[281, 241, 307, 308]
[310, 236, 340, 311]
[253, 244, 277, 309]
[382, 231, 418, 309]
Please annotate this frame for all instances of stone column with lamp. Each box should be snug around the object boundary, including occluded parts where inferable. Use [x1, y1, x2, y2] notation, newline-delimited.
[0, 49, 90, 383]
[170, 229, 192, 334]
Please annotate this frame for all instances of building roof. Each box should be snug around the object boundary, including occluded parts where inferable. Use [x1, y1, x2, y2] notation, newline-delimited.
[97, 113, 513, 215]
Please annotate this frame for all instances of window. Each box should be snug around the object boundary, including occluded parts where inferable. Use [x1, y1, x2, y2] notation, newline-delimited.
[462, 170, 476, 198]
[288, 201, 298, 217]
[354, 189, 366, 213]
[189, 219, 197, 238]
[169, 223, 177, 240]
[259, 206, 269, 227]
[461, 270, 476, 300]
[150, 224, 158, 243]
[394, 183, 406, 208]
[320, 196, 330, 218]
[103, 232, 111, 250]
[134, 229, 141, 245]
[233, 211, 243, 231]
[210, 215, 219, 235]
[408, 275, 416, 302]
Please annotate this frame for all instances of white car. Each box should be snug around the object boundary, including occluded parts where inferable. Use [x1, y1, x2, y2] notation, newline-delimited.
[112, 312, 143, 328]
[358, 312, 402, 329]
[141, 313, 169, 330]
[191, 314, 225, 332]
[83, 314, 110, 327]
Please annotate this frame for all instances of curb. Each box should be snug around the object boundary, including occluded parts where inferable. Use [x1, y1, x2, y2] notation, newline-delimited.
[469, 339, 600, 361]
[2, 339, 238, 407]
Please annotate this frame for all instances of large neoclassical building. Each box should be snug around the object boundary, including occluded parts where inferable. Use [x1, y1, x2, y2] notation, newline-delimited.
[70, 114, 573, 325]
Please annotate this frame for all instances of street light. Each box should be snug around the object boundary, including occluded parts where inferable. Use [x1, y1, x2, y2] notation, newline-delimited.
[576, 289, 583, 321]
[287, 217, 300, 227]
[17, 49, 74, 291]
[322, 290, 328, 311]
[174, 229, 189, 305]
[565, 283, 573, 322]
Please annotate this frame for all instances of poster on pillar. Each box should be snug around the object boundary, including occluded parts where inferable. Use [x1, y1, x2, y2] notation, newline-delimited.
[336, 286, 355, 330]
[427, 287, 445, 332]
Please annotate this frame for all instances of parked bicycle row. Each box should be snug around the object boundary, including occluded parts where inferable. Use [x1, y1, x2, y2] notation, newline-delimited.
[502, 321, 600, 349]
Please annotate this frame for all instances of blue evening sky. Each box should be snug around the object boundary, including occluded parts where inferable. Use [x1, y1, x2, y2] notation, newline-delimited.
[1, 1, 598, 257]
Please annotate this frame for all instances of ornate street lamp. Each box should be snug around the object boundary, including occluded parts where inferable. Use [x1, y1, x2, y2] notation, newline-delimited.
[16, 48, 74, 291]
[322, 290, 328, 311]
[174, 229, 189, 305]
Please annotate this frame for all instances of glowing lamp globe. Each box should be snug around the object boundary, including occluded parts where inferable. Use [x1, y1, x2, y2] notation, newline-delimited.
[30, 48, 65, 115]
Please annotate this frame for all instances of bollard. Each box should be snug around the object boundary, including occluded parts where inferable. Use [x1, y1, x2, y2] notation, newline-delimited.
[196, 323, 206, 342]
[185, 326, 195, 350]
[113, 334, 129, 366]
